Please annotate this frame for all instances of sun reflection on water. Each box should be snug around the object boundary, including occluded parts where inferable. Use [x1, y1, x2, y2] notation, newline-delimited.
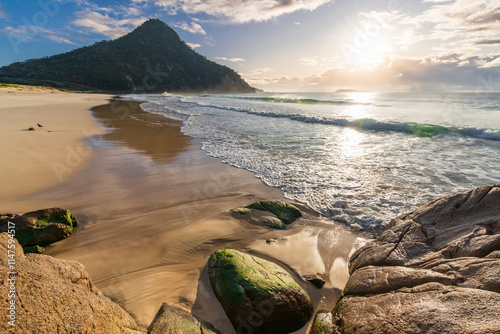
[338, 128, 365, 158]
[347, 92, 377, 104]
[340, 92, 377, 119]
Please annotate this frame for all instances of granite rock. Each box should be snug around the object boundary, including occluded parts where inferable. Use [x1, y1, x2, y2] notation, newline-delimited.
[325, 184, 500, 334]
[148, 302, 219, 334]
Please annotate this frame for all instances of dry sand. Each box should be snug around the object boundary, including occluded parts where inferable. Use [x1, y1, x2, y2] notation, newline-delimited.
[0, 93, 364, 333]
[0, 85, 110, 201]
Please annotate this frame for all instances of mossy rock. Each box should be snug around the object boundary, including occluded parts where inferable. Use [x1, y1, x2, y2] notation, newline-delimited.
[261, 217, 286, 230]
[266, 239, 278, 244]
[232, 207, 252, 215]
[308, 311, 334, 334]
[148, 302, 220, 334]
[246, 200, 302, 225]
[232, 200, 302, 230]
[0, 208, 78, 247]
[23, 245, 46, 254]
[208, 249, 313, 334]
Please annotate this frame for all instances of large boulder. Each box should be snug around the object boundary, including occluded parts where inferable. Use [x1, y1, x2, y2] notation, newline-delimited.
[0, 208, 78, 252]
[325, 184, 500, 334]
[232, 200, 302, 230]
[208, 249, 313, 334]
[148, 302, 219, 334]
[0, 233, 142, 333]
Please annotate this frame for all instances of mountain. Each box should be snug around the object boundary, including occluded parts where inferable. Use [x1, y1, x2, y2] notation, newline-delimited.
[335, 89, 362, 93]
[0, 19, 255, 93]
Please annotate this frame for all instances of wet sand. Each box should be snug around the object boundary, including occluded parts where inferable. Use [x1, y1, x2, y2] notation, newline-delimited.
[1, 98, 363, 333]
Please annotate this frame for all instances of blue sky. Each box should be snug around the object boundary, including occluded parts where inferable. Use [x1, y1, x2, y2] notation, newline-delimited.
[1, 0, 499, 91]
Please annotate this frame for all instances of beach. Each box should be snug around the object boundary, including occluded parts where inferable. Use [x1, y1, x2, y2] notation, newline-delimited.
[0, 86, 108, 202]
[0, 90, 362, 332]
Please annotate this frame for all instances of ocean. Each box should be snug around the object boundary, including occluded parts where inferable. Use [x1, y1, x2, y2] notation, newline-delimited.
[124, 91, 500, 233]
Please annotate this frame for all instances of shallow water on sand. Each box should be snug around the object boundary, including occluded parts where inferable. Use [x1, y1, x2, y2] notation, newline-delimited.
[6, 99, 361, 333]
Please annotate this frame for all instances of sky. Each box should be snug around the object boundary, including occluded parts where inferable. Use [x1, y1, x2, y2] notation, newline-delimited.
[0, 0, 499, 92]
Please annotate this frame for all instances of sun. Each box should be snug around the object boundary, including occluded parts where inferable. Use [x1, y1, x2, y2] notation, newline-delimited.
[354, 38, 391, 64]
[341, 34, 392, 65]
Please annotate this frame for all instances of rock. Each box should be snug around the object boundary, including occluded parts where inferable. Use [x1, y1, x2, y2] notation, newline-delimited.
[22, 245, 45, 254]
[303, 273, 326, 289]
[329, 184, 500, 334]
[232, 200, 302, 230]
[28, 127, 34, 131]
[233, 208, 251, 215]
[0, 233, 142, 333]
[0, 208, 78, 251]
[309, 311, 334, 334]
[266, 238, 278, 244]
[247, 200, 302, 224]
[208, 249, 313, 334]
[148, 302, 219, 334]
[260, 217, 286, 230]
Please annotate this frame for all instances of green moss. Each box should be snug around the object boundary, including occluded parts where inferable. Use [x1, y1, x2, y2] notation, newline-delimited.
[309, 312, 333, 334]
[266, 239, 278, 244]
[35, 209, 74, 227]
[336, 291, 344, 304]
[247, 200, 302, 225]
[63, 225, 73, 236]
[331, 292, 345, 315]
[246, 202, 266, 211]
[33, 220, 51, 227]
[261, 217, 286, 230]
[209, 249, 302, 304]
[233, 207, 251, 215]
[15, 209, 76, 247]
[71, 214, 78, 227]
[23, 245, 45, 254]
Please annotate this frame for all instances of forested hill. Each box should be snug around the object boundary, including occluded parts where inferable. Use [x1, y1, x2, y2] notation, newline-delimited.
[0, 19, 256, 93]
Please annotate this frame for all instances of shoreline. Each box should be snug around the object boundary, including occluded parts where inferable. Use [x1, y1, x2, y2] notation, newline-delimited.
[1, 94, 362, 332]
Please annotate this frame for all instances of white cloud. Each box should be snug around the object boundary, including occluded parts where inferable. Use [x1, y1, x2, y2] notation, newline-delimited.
[151, 0, 334, 23]
[245, 75, 304, 88]
[483, 57, 500, 68]
[351, 0, 500, 63]
[300, 56, 319, 66]
[0, 25, 78, 45]
[247, 54, 500, 91]
[73, 10, 147, 38]
[249, 68, 275, 74]
[311, 54, 500, 91]
[413, 0, 500, 40]
[172, 21, 206, 35]
[0, 26, 34, 42]
[125, 7, 143, 16]
[186, 42, 201, 49]
[214, 57, 246, 62]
